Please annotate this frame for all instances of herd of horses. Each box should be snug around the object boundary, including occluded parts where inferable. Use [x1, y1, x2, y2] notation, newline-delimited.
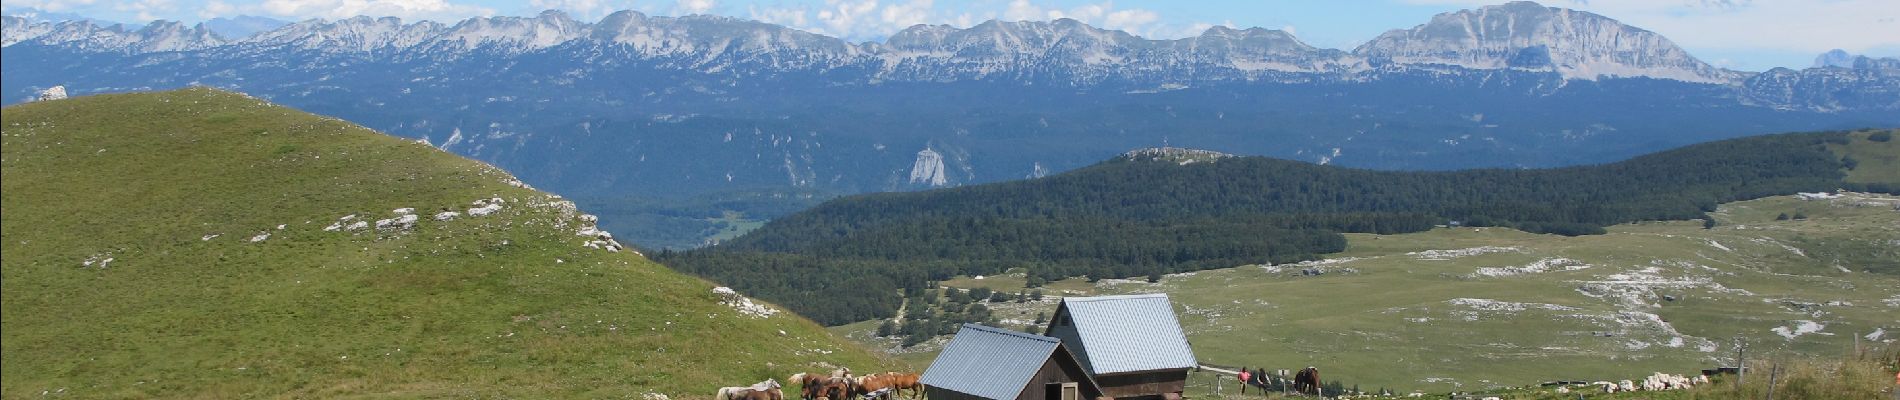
[716, 369, 923, 400]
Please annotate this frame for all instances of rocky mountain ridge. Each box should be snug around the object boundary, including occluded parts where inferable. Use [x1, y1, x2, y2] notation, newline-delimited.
[6, 2, 1880, 87]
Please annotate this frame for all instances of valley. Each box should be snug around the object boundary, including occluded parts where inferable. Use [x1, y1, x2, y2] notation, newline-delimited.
[833, 193, 1900, 393]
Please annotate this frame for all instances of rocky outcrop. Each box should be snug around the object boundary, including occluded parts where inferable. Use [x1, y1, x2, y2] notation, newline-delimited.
[1354, 1, 1734, 83]
[908, 148, 948, 187]
[34, 85, 65, 101]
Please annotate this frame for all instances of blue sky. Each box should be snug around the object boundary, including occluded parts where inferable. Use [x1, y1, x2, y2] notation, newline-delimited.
[5, 0, 1896, 71]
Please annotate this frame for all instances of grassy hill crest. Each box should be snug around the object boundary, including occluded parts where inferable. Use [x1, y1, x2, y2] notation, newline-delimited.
[1, 88, 895, 398]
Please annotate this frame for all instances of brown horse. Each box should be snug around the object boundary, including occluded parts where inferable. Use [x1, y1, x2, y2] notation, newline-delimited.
[852, 373, 922, 399]
[1292, 367, 1322, 396]
[789, 373, 827, 400]
[817, 380, 852, 400]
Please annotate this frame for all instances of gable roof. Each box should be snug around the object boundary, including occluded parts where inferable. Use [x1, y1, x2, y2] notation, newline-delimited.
[1050, 293, 1199, 375]
[921, 324, 1094, 400]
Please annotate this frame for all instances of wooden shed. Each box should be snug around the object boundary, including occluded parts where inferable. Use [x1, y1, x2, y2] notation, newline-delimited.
[920, 324, 1105, 400]
[1044, 294, 1197, 400]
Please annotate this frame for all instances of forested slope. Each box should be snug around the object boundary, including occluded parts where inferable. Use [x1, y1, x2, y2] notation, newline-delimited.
[660, 130, 1898, 325]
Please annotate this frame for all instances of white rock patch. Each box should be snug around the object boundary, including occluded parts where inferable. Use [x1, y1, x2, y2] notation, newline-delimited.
[1470, 257, 1591, 278]
[468, 198, 505, 216]
[1409, 246, 1521, 261]
[1771, 320, 1826, 340]
[713, 287, 778, 318]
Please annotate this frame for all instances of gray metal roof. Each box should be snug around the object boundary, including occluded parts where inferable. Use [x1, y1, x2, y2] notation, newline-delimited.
[920, 324, 1060, 400]
[1056, 293, 1198, 375]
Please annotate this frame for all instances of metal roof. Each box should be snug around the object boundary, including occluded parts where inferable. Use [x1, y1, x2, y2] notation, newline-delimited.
[920, 324, 1060, 400]
[1055, 293, 1199, 375]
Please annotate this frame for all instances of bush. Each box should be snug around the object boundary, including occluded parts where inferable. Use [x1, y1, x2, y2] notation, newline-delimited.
[1870, 131, 1893, 142]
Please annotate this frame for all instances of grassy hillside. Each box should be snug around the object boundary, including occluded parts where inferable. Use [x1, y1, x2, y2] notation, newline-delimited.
[842, 193, 1900, 394]
[0, 88, 897, 398]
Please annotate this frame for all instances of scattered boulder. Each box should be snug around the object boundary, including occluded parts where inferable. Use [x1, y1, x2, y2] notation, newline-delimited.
[712, 286, 778, 318]
[375, 214, 419, 230]
[36, 86, 67, 101]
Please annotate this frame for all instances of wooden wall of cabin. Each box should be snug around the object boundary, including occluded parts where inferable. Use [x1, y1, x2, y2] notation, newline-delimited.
[926, 387, 987, 400]
[1015, 351, 1103, 400]
[1094, 368, 1188, 399]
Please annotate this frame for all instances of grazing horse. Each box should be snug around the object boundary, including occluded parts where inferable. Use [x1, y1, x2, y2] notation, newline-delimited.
[790, 373, 827, 400]
[855, 373, 922, 399]
[717, 379, 782, 400]
[1292, 367, 1322, 396]
[817, 380, 853, 400]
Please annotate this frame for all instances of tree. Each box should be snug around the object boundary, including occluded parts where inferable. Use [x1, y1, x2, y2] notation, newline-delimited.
[876, 320, 897, 337]
[1025, 276, 1046, 288]
[969, 287, 993, 302]
[1015, 290, 1028, 303]
[1031, 289, 1044, 301]
[1703, 218, 1717, 229]
[1034, 312, 1048, 325]
[946, 288, 971, 304]
[1776, 212, 1791, 221]
[1146, 272, 1163, 283]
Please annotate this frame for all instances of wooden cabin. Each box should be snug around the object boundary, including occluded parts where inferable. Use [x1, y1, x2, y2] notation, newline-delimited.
[921, 324, 1105, 400]
[1044, 294, 1197, 400]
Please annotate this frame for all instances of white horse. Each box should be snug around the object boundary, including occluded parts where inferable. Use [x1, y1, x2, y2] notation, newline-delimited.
[715, 379, 781, 400]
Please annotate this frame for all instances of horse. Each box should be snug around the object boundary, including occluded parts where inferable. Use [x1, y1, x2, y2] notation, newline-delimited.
[1293, 367, 1322, 396]
[856, 373, 922, 399]
[732, 387, 783, 400]
[816, 379, 853, 400]
[716, 379, 782, 400]
[789, 373, 826, 400]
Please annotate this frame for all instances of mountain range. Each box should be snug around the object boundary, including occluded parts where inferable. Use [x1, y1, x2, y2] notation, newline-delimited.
[5, 1, 1899, 248]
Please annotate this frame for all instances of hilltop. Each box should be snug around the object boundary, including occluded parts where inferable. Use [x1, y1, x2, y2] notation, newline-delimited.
[0, 88, 895, 398]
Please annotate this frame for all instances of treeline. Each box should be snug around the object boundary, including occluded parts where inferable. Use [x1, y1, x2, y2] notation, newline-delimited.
[659, 130, 1892, 326]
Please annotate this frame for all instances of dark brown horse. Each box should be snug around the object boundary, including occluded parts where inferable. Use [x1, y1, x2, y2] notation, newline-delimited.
[817, 380, 852, 400]
[789, 373, 826, 400]
[1293, 367, 1322, 396]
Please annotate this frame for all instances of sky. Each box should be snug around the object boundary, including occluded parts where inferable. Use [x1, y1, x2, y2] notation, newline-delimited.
[4, 0, 1897, 71]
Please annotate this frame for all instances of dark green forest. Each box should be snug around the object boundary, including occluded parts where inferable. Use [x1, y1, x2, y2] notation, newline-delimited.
[658, 130, 1895, 326]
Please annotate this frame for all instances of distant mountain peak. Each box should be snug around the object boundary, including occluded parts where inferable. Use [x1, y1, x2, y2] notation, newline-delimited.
[1815, 49, 1857, 68]
[1355, 0, 1733, 83]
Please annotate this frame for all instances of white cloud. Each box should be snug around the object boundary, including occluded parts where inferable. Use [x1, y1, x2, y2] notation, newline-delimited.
[741, 0, 1188, 41]
[251, 0, 496, 21]
[675, 0, 715, 15]
[198, 0, 236, 19]
[4, 0, 102, 13]
[527, 0, 628, 20]
[1397, 0, 1900, 55]
[114, 0, 174, 21]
